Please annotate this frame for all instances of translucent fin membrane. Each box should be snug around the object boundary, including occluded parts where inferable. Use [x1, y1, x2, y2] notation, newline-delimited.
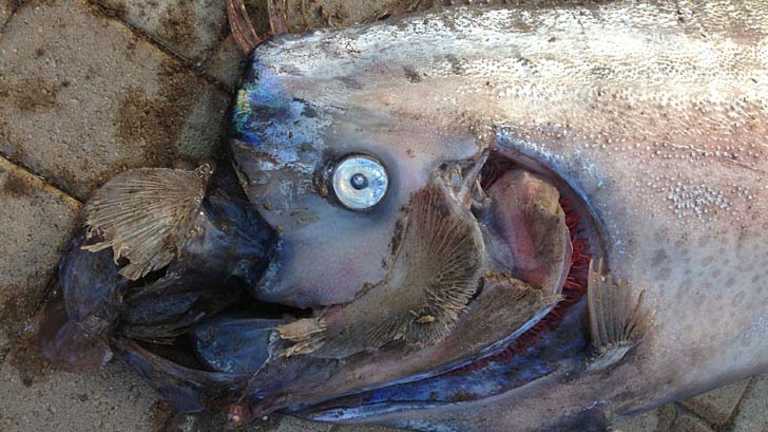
[587, 258, 652, 370]
[82, 165, 212, 280]
[277, 180, 485, 359]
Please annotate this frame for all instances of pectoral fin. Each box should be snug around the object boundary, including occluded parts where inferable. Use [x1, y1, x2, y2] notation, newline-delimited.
[82, 164, 213, 280]
[277, 175, 485, 359]
[587, 258, 652, 370]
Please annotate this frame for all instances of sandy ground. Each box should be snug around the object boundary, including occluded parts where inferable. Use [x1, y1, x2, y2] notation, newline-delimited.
[0, 1, 766, 431]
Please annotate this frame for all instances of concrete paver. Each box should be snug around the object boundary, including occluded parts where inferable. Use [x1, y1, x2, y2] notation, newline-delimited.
[331, 422, 403, 432]
[143, 411, 403, 431]
[204, 35, 245, 91]
[612, 409, 661, 432]
[612, 404, 677, 432]
[681, 378, 750, 428]
[731, 375, 768, 432]
[0, 156, 79, 361]
[670, 412, 714, 432]
[0, 360, 157, 432]
[1, 0, 13, 32]
[0, 0, 229, 200]
[271, 417, 334, 432]
[96, 0, 229, 63]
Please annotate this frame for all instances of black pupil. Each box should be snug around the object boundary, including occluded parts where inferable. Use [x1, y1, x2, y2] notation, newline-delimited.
[350, 173, 368, 190]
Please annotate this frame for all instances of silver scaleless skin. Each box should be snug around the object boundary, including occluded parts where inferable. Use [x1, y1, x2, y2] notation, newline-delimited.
[230, 2, 768, 431]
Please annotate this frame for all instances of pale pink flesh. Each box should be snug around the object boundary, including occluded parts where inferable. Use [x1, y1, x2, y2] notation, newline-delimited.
[483, 169, 573, 295]
[252, 164, 574, 413]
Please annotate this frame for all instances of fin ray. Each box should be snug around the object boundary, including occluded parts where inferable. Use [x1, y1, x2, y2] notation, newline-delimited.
[82, 164, 213, 281]
[587, 258, 652, 370]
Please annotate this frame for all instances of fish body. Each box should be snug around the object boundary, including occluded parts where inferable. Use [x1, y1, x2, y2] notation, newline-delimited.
[41, 2, 768, 431]
[231, 2, 768, 430]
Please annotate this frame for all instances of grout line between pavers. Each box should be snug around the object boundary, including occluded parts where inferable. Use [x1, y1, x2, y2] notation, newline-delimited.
[671, 402, 714, 431]
[0, 154, 82, 208]
[86, 0, 236, 96]
[719, 376, 756, 432]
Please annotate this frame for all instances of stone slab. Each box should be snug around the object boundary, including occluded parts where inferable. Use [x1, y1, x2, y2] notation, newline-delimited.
[612, 410, 661, 432]
[681, 378, 750, 427]
[670, 412, 714, 432]
[0, 360, 157, 432]
[0, 156, 79, 362]
[1, 0, 13, 32]
[96, 0, 228, 64]
[0, 155, 151, 432]
[203, 0, 277, 92]
[204, 35, 245, 91]
[136, 409, 406, 431]
[0, 0, 229, 200]
[612, 404, 677, 432]
[731, 375, 768, 432]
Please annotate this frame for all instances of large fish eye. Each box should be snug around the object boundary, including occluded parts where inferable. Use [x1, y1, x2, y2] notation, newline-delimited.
[331, 154, 389, 210]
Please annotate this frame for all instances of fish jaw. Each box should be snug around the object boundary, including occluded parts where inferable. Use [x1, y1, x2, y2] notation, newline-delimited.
[239, 2, 768, 430]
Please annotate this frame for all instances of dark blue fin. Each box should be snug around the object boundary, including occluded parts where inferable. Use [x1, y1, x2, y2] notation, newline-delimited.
[193, 317, 284, 374]
[40, 232, 126, 370]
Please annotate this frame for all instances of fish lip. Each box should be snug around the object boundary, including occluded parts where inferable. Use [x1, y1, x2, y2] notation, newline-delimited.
[296, 301, 589, 421]
[298, 366, 579, 423]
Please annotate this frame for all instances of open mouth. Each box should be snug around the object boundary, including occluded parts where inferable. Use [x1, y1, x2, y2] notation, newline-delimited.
[296, 149, 606, 420]
[50, 142, 608, 422]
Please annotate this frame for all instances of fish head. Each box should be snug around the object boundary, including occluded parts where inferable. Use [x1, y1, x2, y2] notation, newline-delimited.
[227, 2, 768, 431]
[231, 58, 489, 307]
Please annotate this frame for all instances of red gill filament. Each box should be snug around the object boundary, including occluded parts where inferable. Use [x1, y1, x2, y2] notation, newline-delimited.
[458, 197, 591, 372]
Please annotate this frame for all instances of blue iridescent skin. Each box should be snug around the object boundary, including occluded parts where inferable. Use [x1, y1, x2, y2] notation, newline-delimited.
[230, 59, 485, 309]
[114, 338, 245, 413]
[39, 235, 126, 371]
[305, 303, 588, 421]
[193, 318, 284, 375]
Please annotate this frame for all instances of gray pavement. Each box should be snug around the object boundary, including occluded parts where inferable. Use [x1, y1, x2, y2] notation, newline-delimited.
[205, 35, 247, 91]
[0, 1, 766, 431]
[0, 156, 79, 362]
[0, 0, 228, 200]
[95, 0, 229, 64]
[1, 1, 12, 32]
[731, 376, 768, 432]
[0, 360, 157, 432]
[681, 379, 751, 428]
[611, 377, 764, 432]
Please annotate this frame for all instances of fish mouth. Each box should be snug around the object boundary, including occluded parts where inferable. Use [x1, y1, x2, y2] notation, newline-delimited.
[64, 143, 608, 421]
[287, 149, 607, 420]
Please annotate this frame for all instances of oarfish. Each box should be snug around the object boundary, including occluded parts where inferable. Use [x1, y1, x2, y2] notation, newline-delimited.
[41, 2, 768, 431]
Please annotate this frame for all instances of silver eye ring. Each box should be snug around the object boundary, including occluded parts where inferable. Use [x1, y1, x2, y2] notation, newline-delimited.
[332, 154, 389, 210]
